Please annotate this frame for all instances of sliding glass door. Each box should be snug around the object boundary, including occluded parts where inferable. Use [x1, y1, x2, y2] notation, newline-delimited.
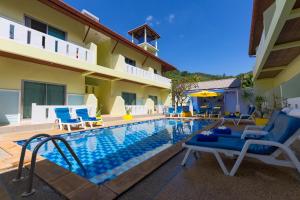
[23, 81, 65, 118]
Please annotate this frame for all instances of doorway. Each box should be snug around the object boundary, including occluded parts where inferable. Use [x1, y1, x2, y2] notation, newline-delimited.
[22, 81, 66, 118]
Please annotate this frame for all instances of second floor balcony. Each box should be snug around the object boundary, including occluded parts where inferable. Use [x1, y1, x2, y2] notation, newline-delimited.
[124, 64, 171, 87]
[0, 16, 95, 64]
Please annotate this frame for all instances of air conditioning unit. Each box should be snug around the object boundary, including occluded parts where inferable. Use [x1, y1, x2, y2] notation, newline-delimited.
[81, 9, 99, 22]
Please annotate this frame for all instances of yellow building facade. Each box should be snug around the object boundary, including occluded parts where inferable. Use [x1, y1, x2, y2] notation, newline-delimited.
[0, 0, 174, 124]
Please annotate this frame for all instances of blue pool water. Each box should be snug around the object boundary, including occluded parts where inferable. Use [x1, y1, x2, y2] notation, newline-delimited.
[17, 119, 211, 184]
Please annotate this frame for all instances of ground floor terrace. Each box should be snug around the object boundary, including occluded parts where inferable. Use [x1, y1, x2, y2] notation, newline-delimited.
[0, 119, 300, 200]
[0, 56, 171, 125]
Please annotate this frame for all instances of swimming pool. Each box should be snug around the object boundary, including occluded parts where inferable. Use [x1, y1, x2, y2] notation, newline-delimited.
[17, 119, 211, 184]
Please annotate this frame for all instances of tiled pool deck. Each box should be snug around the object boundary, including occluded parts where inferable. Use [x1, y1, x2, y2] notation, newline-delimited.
[0, 116, 219, 199]
[1, 119, 300, 200]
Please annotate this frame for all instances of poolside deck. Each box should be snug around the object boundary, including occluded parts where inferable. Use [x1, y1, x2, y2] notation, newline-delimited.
[1, 120, 300, 199]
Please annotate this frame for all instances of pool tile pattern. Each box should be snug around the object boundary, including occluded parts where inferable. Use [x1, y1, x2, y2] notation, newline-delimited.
[17, 119, 211, 185]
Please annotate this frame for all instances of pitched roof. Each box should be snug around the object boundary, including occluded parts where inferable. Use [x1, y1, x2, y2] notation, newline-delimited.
[190, 78, 241, 90]
[38, 0, 176, 71]
[128, 24, 160, 39]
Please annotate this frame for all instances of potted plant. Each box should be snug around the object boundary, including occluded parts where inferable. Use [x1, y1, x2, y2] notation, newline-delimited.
[96, 104, 103, 126]
[123, 107, 133, 120]
[254, 96, 268, 126]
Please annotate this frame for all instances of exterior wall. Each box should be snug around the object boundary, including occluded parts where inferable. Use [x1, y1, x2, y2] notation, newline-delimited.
[0, 57, 85, 93]
[0, 0, 173, 124]
[0, 56, 85, 123]
[109, 81, 169, 116]
[85, 77, 171, 116]
[254, 54, 300, 109]
[0, 0, 86, 46]
[97, 40, 163, 75]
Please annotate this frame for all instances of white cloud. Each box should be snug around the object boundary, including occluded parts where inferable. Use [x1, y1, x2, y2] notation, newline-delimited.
[145, 15, 154, 26]
[146, 15, 153, 22]
[168, 14, 175, 23]
[145, 15, 161, 26]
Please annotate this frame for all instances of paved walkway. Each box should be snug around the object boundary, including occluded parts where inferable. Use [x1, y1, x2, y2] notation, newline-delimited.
[119, 143, 300, 200]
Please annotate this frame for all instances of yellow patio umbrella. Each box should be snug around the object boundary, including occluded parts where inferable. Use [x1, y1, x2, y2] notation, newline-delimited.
[189, 90, 221, 98]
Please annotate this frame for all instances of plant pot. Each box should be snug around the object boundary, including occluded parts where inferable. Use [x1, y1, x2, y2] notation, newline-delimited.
[182, 112, 191, 117]
[96, 116, 103, 126]
[123, 114, 133, 120]
[255, 118, 268, 126]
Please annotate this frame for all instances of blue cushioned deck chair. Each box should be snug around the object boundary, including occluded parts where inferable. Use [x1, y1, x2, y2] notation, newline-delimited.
[195, 107, 206, 118]
[239, 110, 282, 138]
[209, 106, 221, 119]
[55, 108, 86, 131]
[221, 105, 256, 126]
[182, 113, 300, 176]
[76, 108, 101, 128]
[166, 107, 176, 117]
[175, 106, 183, 117]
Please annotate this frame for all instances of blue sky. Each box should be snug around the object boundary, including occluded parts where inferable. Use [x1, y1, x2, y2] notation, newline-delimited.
[65, 0, 254, 76]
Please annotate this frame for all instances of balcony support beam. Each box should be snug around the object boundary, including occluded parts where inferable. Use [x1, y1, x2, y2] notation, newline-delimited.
[142, 85, 151, 88]
[287, 8, 300, 20]
[83, 26, 91, 43]
[142, 56, 148, 66]
[272, 40, 300, 51]
[261, 66, 287, 72]
[111, 40, 119, 54]
[82, 71, 94, 76]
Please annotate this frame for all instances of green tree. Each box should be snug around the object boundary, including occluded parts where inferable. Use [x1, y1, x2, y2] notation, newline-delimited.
[237, 72, 253, 88]
[165, 71, 197, 107]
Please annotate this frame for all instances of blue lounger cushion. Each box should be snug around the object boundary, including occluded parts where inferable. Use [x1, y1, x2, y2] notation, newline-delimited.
[76, 108, 97, 122]
[186, 113, 300, 155]
[64, 118, 81, 123]
[55, 108, 80, 124]
[196, 134, 218, 142]
[186, 135, 275, 155]
[213, 127, 231, 135]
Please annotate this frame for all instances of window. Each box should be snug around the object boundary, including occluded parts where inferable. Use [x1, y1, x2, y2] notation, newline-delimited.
[125, 57, 136, 66]
[25, 16, 66, 40]
[122, 92, 136, 105]
[154, 69, 158, 74]
[149, 95, 158, 105]
[23, 81, 65, 118]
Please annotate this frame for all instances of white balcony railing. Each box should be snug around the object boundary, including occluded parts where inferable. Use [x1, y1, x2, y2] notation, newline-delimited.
[155, 105, 166, 114]
[31, 103, 96, 123]
[125, 105, 165, 115]
[125, 64, 171, 87]
[125, 105, 148, 115]
[0, 16, 95, 64]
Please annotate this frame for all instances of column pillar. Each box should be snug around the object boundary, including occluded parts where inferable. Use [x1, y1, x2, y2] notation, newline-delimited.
[236, 89, 240, 112]
[144, 27, 147, 43]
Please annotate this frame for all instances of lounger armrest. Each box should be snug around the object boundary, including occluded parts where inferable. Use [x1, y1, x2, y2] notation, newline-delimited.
[241, 130, 269, 139]
[244, 125, 264, 130]
[243, 139, 287, 150]
[239, 114, 250, 119]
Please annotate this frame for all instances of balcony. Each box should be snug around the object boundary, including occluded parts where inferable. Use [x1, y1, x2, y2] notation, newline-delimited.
[0, 16, 95, 64]
[124, 64, 171, 87]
